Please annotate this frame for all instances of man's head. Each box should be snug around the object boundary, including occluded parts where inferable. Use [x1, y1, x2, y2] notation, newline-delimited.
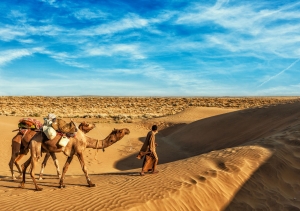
[48, 113, 56, 120]
[152, 125, 158, 133]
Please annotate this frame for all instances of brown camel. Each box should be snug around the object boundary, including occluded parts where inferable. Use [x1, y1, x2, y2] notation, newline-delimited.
[20, 125, 130, 191]
[9, 129, 37, 180]
[38, 121, 96, 180]
[9, 121, 95, 180]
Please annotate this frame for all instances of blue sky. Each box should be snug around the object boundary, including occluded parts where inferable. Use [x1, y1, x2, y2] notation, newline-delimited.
[0, 0, 300, 96]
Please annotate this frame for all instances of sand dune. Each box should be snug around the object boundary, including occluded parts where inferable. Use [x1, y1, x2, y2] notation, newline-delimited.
[1, 99, 300, 210]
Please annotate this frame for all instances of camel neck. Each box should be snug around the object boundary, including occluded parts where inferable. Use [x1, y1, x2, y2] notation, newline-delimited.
[85, 136, 106, 149]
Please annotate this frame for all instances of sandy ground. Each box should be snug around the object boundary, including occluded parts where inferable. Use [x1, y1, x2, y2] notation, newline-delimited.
[1, 98, 300, 210]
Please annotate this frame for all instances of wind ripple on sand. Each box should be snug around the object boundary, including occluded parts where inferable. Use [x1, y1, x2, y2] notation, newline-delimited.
[0, 145, 272, 211]
[2, 102, 300, 210]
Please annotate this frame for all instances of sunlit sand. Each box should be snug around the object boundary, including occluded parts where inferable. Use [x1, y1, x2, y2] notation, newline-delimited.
[1, 97, 300, 210]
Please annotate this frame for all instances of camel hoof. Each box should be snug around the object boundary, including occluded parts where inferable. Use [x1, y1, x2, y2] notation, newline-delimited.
[20, 183, 25, 189]
[38, 177, 43, 181]
[59, 185, 65, 189]
[36, 187, 43, 191]
[88, 183, 96, 187]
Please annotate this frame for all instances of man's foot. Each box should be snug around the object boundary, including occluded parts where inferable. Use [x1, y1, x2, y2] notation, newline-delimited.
[140, 172, 145, 176]
[151, 170, 159, 174]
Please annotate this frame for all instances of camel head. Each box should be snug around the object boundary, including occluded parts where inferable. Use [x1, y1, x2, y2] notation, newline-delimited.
[78, 121, 96, 134]
[103, 128, 130, 147]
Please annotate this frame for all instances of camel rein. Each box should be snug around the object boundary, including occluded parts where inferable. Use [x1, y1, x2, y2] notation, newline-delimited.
[94, 139, 105, 161]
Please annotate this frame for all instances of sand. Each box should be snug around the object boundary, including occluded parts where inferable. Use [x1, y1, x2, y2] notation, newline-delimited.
[1, 97, 300, 210]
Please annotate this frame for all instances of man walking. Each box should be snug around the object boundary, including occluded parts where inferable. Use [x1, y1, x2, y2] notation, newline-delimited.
[136, 125, 159, 176]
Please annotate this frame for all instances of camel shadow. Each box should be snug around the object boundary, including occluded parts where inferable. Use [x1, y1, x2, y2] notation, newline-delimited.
[0, 175, 8, 179]
[91, 171, 141, 177]
[0, 184, 20, 189]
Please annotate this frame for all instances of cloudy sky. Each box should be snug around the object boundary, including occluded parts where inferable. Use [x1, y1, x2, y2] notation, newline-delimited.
[0, 0, 300, 96]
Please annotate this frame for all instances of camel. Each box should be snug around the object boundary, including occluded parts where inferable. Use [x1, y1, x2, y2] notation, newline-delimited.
[9, 129, 37, 180]
[9, 121, 96, 180]
[38, 121, 96, 180]
[20, 124, 130, 191]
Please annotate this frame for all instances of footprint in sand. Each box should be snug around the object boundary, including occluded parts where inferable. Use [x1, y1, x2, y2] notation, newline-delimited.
[204, 169, 217, 178]
[189, 178, 197, 185]
[197, 175, 207, 183]
[215, 161, 241, 173]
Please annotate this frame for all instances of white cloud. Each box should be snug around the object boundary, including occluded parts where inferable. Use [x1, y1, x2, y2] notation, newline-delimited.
[0, 49, 33, 66]
[43, 50, 89, 68]
[79, 14, 149, 36]
[258, 58, 300, 87]
[73, 8, 108, 20]
[0, 27, 26, 41]
[38, 0, 56, 5]
[86, 44, 146, 59]
[173, 1, 300, 59]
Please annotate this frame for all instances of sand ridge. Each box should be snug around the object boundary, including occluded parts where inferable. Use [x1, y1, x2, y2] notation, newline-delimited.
[1, 98, 300, 210]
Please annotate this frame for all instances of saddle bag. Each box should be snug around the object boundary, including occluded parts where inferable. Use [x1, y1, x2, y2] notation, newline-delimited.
[43, 126, 57, 140]
[58, 136, 70, 147]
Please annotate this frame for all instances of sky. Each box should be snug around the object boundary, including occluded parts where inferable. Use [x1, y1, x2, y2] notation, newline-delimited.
[0, 0, 300, 96]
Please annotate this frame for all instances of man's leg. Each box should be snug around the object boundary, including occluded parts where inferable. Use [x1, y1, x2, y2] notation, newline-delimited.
[140, 157, 146, 176]
[151, 158, 159, 174]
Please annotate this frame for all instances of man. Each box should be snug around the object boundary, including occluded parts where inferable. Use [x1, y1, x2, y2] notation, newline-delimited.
[136, 125, 159, 176]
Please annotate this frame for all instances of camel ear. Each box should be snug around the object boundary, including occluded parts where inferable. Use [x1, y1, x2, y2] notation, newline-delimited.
[119, 130, 122, 133]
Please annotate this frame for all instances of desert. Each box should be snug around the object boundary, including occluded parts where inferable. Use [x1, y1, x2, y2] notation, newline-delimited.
[2, 0, 300, 210]
[1, 96, 300, 210]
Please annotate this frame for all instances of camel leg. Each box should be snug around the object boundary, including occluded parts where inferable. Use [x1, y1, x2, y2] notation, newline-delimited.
[38, 152, 51, 180]
[20, 157, 31, 189]
[9, 153, 19, 180]
[29, 140, 43, 191]
[76, 152, 95, 187]
[59, 155, 74, 188]
[30, 153, 43, 191]
[50, 152, 61, 179]
[15, 154, 25, 179]
[39, 152, 61, 180]
[9, 137, 21, 180]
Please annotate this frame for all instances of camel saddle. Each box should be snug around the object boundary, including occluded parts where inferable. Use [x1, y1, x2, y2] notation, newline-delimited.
[18, 118, 42, 130]
[41, 132, 72, 151]
[51, 119, 76, 134]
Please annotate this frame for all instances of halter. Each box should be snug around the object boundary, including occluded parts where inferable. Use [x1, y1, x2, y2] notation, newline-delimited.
[94, 139, 105, 160]
[95, 139, 105, 152]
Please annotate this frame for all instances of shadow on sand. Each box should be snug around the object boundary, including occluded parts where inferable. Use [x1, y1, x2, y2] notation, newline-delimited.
[116, 101, 300, 209]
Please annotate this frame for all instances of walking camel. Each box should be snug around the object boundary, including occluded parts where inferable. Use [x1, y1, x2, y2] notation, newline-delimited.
[9, 122, 96, 180]
[20, 125, 130, 191]
[38, 122, 96, 180]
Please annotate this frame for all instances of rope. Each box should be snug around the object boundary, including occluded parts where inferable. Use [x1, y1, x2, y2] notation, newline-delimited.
[93, 128, 105, 161]
[94, 139, 99, 161]
[102, 139, 105, 152]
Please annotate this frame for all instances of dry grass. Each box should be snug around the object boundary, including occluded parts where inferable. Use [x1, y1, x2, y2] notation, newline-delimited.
[1, 96, 299, 122]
